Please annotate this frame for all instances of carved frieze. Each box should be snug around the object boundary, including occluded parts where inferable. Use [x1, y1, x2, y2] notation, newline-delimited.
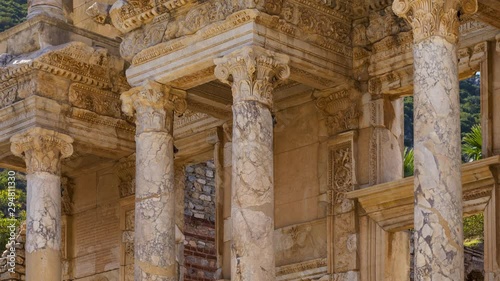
[392, 0, 478, 44]
[69, 83, 122, 118]
[329, 144, 354, 206]
[315, 87, 360, 136]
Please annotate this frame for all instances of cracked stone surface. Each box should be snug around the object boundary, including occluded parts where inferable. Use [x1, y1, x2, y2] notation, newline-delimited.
[413, 36, 463, 281]
[135, 131, 176, 281]
[231, 101, 275, 281]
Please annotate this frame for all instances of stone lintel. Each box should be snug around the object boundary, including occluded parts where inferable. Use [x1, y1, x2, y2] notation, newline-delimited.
[125, 12, 351, 90]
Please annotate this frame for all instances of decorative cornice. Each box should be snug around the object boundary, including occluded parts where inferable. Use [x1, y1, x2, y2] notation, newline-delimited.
[10, 127, 74, 175]
[120, 80, 187, 134]
[392, 0, 478, 44]
[214, 46, 290, 108]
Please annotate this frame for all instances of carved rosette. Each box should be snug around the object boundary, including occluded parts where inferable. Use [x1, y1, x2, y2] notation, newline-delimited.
[392, 0, 478, 44]
[120, 80, 187, 134]
[10, 128, 74, 175]
[214, 46, 290, 109]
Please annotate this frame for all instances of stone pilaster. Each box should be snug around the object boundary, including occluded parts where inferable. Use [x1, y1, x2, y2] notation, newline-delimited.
[10, 127, 74, 281]
[121, 80, 187, 281]
[214, 46, 290, 281]
[392, 1, 478, 280]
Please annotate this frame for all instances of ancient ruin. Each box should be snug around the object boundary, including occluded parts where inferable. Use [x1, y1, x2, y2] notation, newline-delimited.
[0, 0, 499, 280]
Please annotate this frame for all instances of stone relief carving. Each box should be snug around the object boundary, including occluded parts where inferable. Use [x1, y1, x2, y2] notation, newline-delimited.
[315, 88, 360, 136]
[61, 177, 74, 215]
[121, 80, 187, 134]
[69, 83, 123, 118]
[214, 46, 290, 108]
[121, 0, 352, 64]
[392, 0, 478, 43]
[10, 128, 74, 174]
[365, 6, 408, 43]
[86, 2, 111, 24]
[328, 144, 354, 205]
[116, 153, 136, 198]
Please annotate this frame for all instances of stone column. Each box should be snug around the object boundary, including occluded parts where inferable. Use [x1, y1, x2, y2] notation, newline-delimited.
[214, 46, 289, 281]
[10, 127, 74, 281]
[121, 80, 187, 281]
[392, 0, 477, 280]
[27, 0, 66, 21]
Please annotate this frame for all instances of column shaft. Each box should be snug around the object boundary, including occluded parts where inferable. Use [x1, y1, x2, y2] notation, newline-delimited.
[121, 80, 187, 281]
[26, 173, 62, 280]
[10, 127, 73, 281]
[231, 100, 275, 280]
[28, 0, 65, 21]
[214, 46, 290, 281]
[413, 35, 463, 281]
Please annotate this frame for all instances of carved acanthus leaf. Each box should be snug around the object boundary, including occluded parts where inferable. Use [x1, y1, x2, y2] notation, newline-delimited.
[10, 128, 74, 175]
[392, 0, 478, 44]
[214, 46, 290, 108]
[121, 80, 187, 134]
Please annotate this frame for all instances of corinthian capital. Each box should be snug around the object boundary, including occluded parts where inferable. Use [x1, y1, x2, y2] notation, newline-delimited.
[10, 128, 74, 175]
[214, 46, 290, 108]
[121, 80, 187, 134]
[392, 0, 478, 44]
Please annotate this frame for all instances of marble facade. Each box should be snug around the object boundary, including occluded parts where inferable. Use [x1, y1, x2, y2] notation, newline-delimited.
[0, 0, 499, 281]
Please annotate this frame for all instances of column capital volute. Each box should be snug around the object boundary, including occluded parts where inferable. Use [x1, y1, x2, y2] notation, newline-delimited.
[10, 127, 74, 175]
[392, 0, 478, 44]
[214, 46, 290, 108]
[121, 80, 187, 134]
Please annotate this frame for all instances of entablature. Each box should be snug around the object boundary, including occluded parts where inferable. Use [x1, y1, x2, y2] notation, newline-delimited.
[347, 156, 500, 232]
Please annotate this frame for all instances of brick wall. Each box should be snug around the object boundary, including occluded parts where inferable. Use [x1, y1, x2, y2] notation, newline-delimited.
[183, 161, 217, 281]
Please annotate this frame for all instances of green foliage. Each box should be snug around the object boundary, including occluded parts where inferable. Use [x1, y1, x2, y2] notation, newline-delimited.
[403, 147, 414, 177]
[403, 96, 414, 148]
[0, 169, 27, 252]
[462, 124, 482, 162]
[463, 213, 484, 243]
[0, 0, 27, 33]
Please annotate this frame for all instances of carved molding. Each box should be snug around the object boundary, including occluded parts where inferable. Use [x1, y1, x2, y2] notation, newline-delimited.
[392, 0, 478, 44]
[214, 46, 290, 108]
[315, 85, 360, 136]
[121, 80, 187, 134]
[10, 127, 74, 174]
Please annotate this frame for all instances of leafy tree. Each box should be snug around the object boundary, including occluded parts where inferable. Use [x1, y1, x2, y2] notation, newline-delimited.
[403, 147, 414, 177]
[404, 96, 414, 148]
[0, 0, 27, 33]
[462, 124, 482, 162]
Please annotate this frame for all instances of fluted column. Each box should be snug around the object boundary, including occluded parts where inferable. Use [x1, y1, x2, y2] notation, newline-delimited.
[392, 1, 477, 280]
[214, 46, 289, 281]
[10, 127, 74, 281]
[121, 80, 187, 281]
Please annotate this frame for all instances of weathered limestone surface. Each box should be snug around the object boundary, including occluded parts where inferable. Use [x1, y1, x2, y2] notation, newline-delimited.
[214, 46, 289, 281]
[9, 127, 73, 281]
[392, 0, 478, 280]
[121, 80, 187, 281]
[27, 0, 65, 21]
